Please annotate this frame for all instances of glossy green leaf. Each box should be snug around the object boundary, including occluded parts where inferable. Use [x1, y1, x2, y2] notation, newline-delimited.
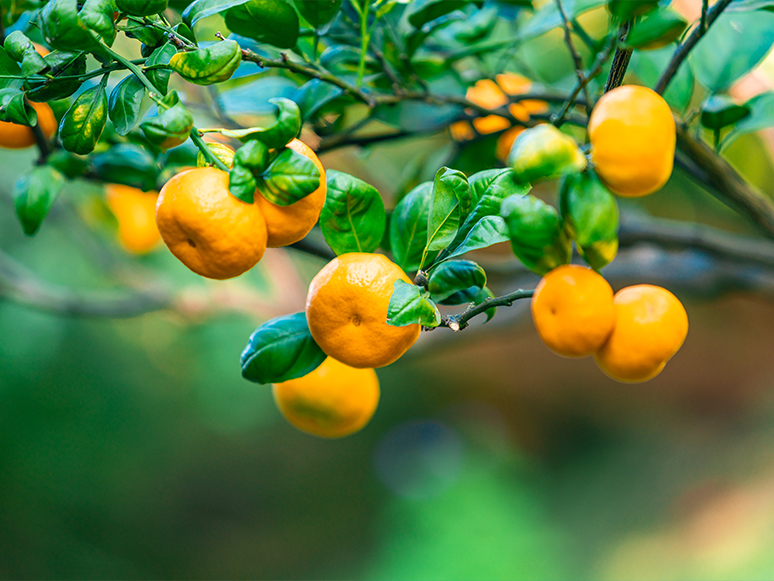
[428, 260, 486, 304]
[169, 40, 242, 85]
[0, 88, 37, 125]
[145, 43, 178, 94]
[183, 0, 251, 28]
[140, 92, 194, 152]
[728, 0, 774, 10]
[25, 51, 87, 102]
[257, 147, 320, 206]
[501, 194, 571, 275]
[625, 8, 687, 50]
[80, 0, 117, 45]
[0, 47, 23, 91]
[387, 280, 441, 328]
[225, 0, 299, 49]
[14, 165, 66, 236]
[115, 0, 168, 16]
[59, 85, 108, 155]
[471, 286, 496, 323]
[229, 164, 258, 203]
[443, 216, 510, 262]
[689, 10, 774, 92]
[39, 0, 99, 51]
[607, 0, 658, 21]
[559, 170, 619, 270]
[108, 74, 145, 136]
[125, 17, 166, 47]
[423, 167, 471, 267]
[292, 79, 343, 121]
[216, 98, 301, 149]
[629, 45, 694, 112]
[240, 312, 326, 384]
[320, 170, 386, 255]
[390, 182, 435, 273]
[508, 125, 586, 184]
[292, 0, 342, 27]
[234, 140, 269, 172]
[406, 0, 467, 28]
[4, 31, 49, 76]
[47, 150, 89, 179]
[405, 12, 464, 57]
[90, 144, 159, 191]
[700, 95, 751, 130]
[723, 91, 774, 148]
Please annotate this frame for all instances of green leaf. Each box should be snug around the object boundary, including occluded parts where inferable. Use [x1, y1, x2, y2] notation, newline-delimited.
[700, 95, 750, 131]
[292, 0, 342, 27]
[257, 147, 320, 206]
[443, 215, 510, 262]
[390, 182, 435, 273]
[4, 31, 49, 76]
[723, 91, 774, 148]
[689, 10, 774, 92]
[629, 45, 694, 112]
[386, 280, 441, 328]
[625, 8, 687, 50]
[728, 0, 774, 11]
[292, 79, 343, 121]
[233, 140, 269, 171]
[183, 0, 251, 28]
[169, 40, 242, 85]
[0, 47, 22, 91]
[115, 0, 168, 16]
[90, 144, 159, 191]
[109, 74, 145, 136]
[145, 43, 177, 94]
[225, 0, 299, 49]
[47, 150, 89, 179]
[0, 88, 37, 125]
[14, 166, 66, 236]
[25, 51, 87, 102]
[427, 260, 486, 304]
[215, 98, 301, 149]
[507, 125, 586, 184]
[423, 167, 471, 267]
[559, 170, 619, 270]
[471, 286, 496, 323]
[606, 0, 658, 21]
[229, 163, 258, 203]
[320, 170, 386, 255]
[140, 92, 194, 152]
[406, 0, 468, 28]
[518, 0, 605, 41]
[59, 85, 108, 155]
[500, 194, 571, 275]
[240, 312, 326, 384]
[80, 0, 117, 45]
[39, 0, 99, 52]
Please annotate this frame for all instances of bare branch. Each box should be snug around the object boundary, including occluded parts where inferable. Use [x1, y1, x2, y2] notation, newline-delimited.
[556, 0, 591, 107]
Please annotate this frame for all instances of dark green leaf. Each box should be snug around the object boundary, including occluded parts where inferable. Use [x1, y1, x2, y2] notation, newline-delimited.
[217, 98, 301, 149]
[472, 286, 496, 323]
[405, 12, 464, 57]
[292, 0, 341, 27]
[689, 10, 774, 92]
[169, 40, 242, 85]
[39, 0, 99, 51]
[607, 0, 658, 21]
[257, 147, 320, 206]
[115, 0, 168, 16]
[183, 0, 251, 28]
[428, 260, 486, 304]
[140, 92, 194, 152]
[700, 94, 751, 130]
[443, 215, 510, 262]
[225, 0, 299, 49]
[145, 43, 177, 94]
[559, 170, 619, 270]
[59, 85, 108, 155]
[728, 0, 774, 11]
[229, 164, 258, 203]
[390, 181, 435, 273]
[508, 124, 586, 184]
[14, 165, 66, 236]
[501, 194, 571, 275]
[423, 167, 471, 268]
[625, 8, 687, 50]
[723, 91, 774, 148]
[80, 0, 117, 45]
[291, 79, 343, 121]
[90, 144, 159, 191]
[406, 0, 467, 28]
[320, 170, 386, 255]
[0, 88, 37, 125]
[240, 312, 326, 384]
[234, 140, 269, 171]
[387, 280, 441, 328]
[0, 47, 23, 91]
[25, 51, 87, 102]
[4, 31, 49, 76]
[47, 150, 88, 179]
[109, 74, 146, 135]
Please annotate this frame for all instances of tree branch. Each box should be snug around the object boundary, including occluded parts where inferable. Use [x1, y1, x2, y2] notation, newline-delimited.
[603, 22, 633, 93]
[556, 0, 591, 107]
[438, 288, 535, 331]
[654, 0, 734, 94]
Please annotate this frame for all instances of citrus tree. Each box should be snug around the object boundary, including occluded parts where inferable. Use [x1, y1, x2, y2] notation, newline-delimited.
[2, 0, 774, 437]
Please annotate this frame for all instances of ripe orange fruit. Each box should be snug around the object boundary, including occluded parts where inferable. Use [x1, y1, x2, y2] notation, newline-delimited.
[306, 253, 421, 369]
[155, 167, 267, 279]
[531, 264, 616, 357]
[467, 79, 510, 135]
[496, 126, 525, 162]
[105, 184, 161, 254]
[272, 357, 380, 438]
[0, 101, 57, 149]
[254, 138, 327, 248]
[588, 85, 675, 197]
[594, 285, 688, 382]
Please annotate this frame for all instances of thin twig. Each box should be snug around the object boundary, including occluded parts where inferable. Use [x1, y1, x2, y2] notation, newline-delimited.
[556, 0, 591, 107]
[438, 288, 535, 331]
[654, 0, 734, 94]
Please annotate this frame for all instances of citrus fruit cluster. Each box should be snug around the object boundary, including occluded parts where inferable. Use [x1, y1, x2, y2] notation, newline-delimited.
[155, 138, 326, 279]
[531, 265, 688, 382]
